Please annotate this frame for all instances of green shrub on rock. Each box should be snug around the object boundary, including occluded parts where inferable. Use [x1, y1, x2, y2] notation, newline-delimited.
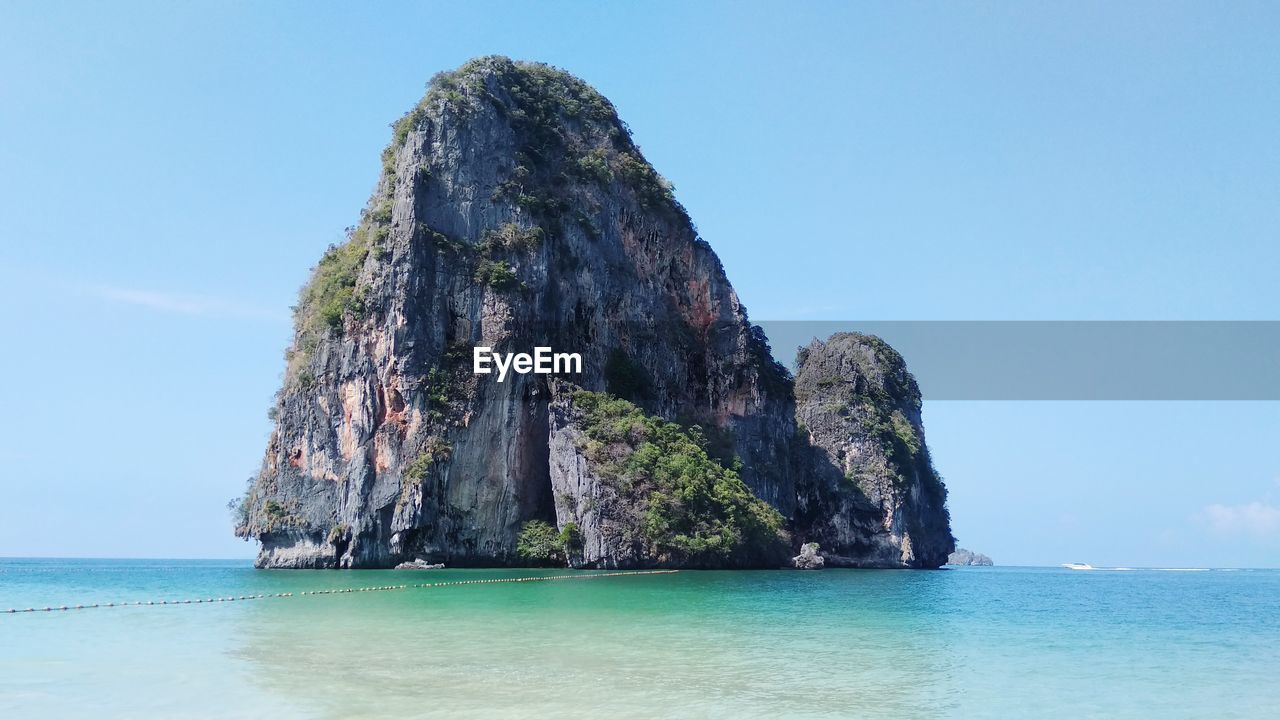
[474, 259, 520, 290]
[403, 436, 452, 486]
[569, 390, 788, 565]
[516, 520, 564, 565]
[516, 520, 584, 566]
[480, 223, 544, 254]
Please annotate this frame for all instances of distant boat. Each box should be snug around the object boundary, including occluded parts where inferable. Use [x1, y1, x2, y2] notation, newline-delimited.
[1061, 563, 1094, 570]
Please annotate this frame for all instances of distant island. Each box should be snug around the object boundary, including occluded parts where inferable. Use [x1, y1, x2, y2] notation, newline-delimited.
[947, 548, 994, 566]
[231, 57, 955, 570]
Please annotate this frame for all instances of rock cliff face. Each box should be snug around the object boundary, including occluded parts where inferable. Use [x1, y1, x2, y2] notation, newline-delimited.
[793, 334, 954, 568]
[234, 57, 953, 569]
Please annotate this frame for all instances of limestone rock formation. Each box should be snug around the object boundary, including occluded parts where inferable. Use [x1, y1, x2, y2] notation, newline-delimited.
[792, 333, 954, 568]
[232, 57, 953, 569]
[394, 559, 446, 570]
[792, 543, 825, 570]
[946, 548, 994, 566]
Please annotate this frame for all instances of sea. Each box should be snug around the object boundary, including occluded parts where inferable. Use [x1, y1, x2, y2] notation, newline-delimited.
[1, 559, 1277, 719]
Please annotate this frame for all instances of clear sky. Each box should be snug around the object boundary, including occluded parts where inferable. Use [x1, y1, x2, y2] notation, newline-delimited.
[1, 1, 1276, 566]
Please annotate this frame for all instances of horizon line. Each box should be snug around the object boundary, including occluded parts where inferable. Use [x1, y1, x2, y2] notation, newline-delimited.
[1, 556, 1276, 571]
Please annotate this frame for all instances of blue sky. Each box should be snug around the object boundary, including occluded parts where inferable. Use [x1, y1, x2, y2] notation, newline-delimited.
[1, 1, 1276, 565]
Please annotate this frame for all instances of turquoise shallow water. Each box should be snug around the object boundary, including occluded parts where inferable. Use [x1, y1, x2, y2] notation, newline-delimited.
[1, 560, 1277, 719]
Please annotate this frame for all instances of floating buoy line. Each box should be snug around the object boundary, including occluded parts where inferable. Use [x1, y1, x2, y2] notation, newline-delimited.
[4, 569, 677, 615]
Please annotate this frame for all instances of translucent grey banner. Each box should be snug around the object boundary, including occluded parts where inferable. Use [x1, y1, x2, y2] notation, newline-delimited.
[757, 321, 1280, 401]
